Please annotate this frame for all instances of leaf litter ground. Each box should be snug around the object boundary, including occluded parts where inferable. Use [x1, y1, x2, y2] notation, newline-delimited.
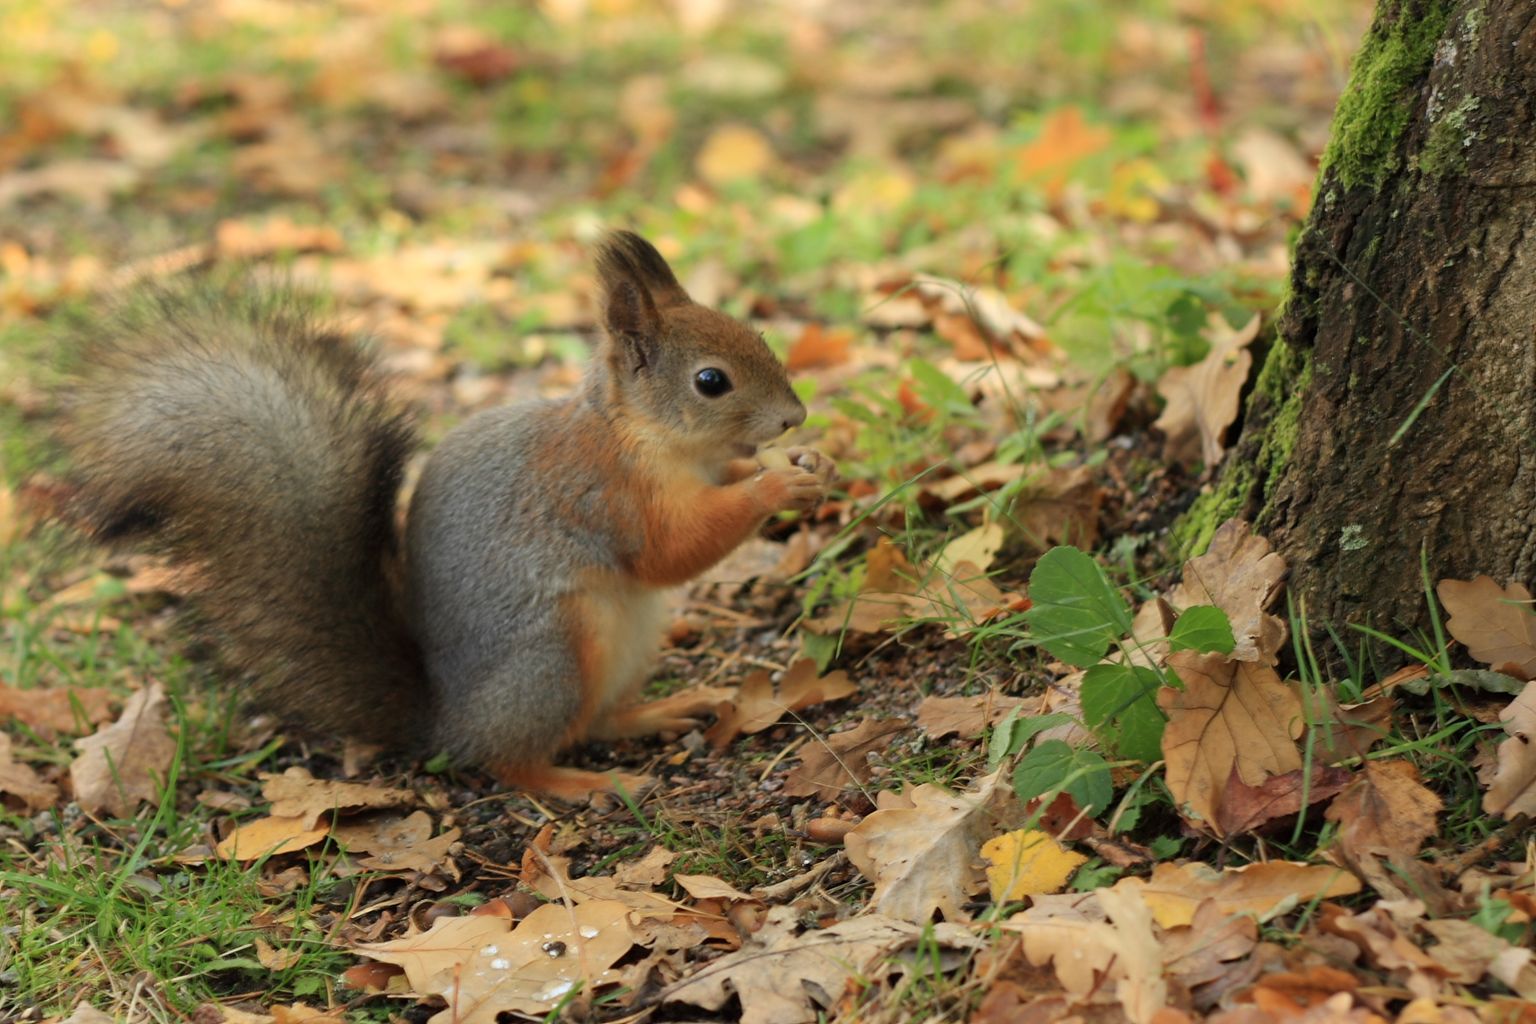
[3, 1, 1534, 1022]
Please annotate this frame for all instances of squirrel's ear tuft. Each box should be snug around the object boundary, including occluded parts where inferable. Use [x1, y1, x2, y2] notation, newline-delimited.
[594, 231, 690, 310]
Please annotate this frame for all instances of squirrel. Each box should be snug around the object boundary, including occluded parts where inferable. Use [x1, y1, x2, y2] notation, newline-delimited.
[64, 231, 833, 799]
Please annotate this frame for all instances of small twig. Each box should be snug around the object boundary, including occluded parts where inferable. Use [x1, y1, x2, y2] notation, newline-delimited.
[1442, 814, 1530, 876]
[751, 850, 847, 901]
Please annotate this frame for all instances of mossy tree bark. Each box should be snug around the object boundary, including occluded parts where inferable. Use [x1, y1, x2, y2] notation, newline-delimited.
[1188, 0, 1536, 637]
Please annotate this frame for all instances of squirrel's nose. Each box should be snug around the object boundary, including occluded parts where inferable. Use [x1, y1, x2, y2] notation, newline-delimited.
[782, 403, 807, 432]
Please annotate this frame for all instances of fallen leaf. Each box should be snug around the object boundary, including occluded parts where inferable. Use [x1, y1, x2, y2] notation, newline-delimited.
[1436, 576, 1536, 679]
[1009, 464, 1104, 552]
[261, 767, 416, 819]
[333, 811, 461, 876]
[216, 814, 331, 861]
[1216, 762, 1355, 836]
[0, 732, 59, 811]
[1326, 760, 1441, 865]
[356, 900, 636, 1022]
[254, 937, 304, 971]
[1161, 901, 1259, 989]
[663, 906, 979, 1024]
[844, 769, 1022, 922]
[980, 829, 1088, 902]
[1160, 653, 1304, 834]
[614, 846, 676, 887]
[696, 123, 773, 185]
[526, 853, 680, 920]
[783, 717, 905, 797]
[69, 682, 176, 817]
[1132, 860, 1361, 929]
[1153, 315, 1259, 468]
[1013, 107, 1112, 198]
[0, 682, 115, 737]
[1170, 519, 1287, 665]
[915, 692, 1028, 740]
[706, 660, 856, 749]
[1000, 883, 1165, 1024]
[785, 323, 854, 372]
[1482, 680, 1536, 817]
[673, 874, 754, 901]
[934, 521, 1004, 575]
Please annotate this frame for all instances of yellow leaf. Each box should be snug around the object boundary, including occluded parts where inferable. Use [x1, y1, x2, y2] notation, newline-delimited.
[1132, 860, 1360, 929]
[696, 124, 773, 186]
[980, 829, 1087, 902]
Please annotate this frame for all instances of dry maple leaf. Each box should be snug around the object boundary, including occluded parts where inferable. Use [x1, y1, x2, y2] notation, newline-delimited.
[1170, 518, 1287, 665]
[1436, 576, 1536, 679]
[1160, 652, 1304, 834]
[1130, 860, 1360, 930]
[663, 906, 978, 1024]
[705, 659, 856, 749]
[1153, 315, 1259, 468]
[261, 766, 416, 819]
[0, 732, 59, 812]
[844, 769, 1022, 922]
[783, 717, 905, 798]
[357, 900, 636, 1023]
[1482, 680, 1536, 817]
[1014, 106, 1112, 197]
[69, 681, 176, 817]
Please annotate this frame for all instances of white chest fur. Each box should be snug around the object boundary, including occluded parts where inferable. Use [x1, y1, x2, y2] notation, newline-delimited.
[583, 582, 672, 714]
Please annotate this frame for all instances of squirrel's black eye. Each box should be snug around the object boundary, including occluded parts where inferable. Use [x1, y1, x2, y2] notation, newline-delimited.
[694, 367, 733, 397]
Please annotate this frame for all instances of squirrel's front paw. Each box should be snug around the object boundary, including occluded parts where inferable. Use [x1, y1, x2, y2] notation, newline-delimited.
[783, 447, 835, 487]
[755, 466, 825, 514]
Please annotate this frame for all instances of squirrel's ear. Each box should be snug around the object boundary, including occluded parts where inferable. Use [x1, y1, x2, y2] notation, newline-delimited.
[594, 231, 691, 310]
[602, 278, 662, 374]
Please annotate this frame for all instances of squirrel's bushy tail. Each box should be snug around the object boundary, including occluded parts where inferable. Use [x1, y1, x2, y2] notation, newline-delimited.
[66, 287, 428, 746]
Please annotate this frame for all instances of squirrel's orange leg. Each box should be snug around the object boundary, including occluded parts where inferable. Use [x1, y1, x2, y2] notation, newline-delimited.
[487, 762, 653, 801]
[588, 688, 726, 740]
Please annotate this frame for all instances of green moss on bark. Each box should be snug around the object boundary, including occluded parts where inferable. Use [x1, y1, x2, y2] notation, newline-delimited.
[1174, 342, 1311, 556]
[1320, 0, 1453, 191]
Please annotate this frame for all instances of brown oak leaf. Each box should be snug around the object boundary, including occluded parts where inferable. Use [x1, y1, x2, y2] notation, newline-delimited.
[705, 660, 856, 749]
[784, 717, 905, 797]
[1436, 575, 1536, 679]
[1216, 762, 1355, 836]
[0, 732, 59, 811]
[69, 682, 176, 817]
[1153, 315, 1259, 468]
[1171, 518, 1287, 665]
[1482, 680, 1536, 817]
[915, 692, 1028, 740]
[1160, 652, 1304, 834]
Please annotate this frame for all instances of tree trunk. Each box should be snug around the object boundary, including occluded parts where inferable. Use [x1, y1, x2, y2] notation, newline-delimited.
[1184, 0, 1536, 639]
